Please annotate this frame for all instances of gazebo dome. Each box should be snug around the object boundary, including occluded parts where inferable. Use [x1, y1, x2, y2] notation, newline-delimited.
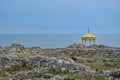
[82, 32, 96, 38]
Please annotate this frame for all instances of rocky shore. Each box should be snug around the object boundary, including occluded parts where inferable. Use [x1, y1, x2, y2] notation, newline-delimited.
[0, 43, 120, 80]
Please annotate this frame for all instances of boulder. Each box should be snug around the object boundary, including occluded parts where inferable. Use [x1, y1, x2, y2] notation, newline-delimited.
[42, 74, 53, 79]
[104, 62, 117, 67]
[67, 43, 85, 49]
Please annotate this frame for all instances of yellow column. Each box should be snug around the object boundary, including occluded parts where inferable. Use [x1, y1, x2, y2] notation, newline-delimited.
[93, 38, 96, 45]
[89, 39, 91, 46]
[85, 38, 86, 46]
[82, 38, 85, 45]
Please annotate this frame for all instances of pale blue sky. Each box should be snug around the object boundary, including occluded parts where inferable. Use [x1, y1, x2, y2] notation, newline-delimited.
[0, 0, 120, 34]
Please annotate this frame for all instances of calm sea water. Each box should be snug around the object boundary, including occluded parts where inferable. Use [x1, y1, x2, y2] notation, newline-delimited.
[0, 34, 120, 48]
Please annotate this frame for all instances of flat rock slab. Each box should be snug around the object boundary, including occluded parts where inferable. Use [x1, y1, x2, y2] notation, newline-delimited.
[42, 74, 53, 79]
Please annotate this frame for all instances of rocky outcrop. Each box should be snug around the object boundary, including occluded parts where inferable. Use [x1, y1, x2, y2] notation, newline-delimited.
[0, 44, 120, 80]
[0, 55, 119, 79]
[67, 43, 85, 48]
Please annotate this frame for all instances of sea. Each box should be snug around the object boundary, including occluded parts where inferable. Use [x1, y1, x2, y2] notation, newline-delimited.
[0, 34, 120, 48]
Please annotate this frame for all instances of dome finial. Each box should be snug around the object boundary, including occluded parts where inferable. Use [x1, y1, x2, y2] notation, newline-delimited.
[88, 27, 90, 33]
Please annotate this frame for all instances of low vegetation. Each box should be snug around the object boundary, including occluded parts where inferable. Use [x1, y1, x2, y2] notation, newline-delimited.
[83, 62, 111, 70]
[111, 71, 120, 79]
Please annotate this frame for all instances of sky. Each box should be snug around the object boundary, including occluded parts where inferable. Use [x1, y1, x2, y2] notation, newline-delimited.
[0, 0, 120, 34]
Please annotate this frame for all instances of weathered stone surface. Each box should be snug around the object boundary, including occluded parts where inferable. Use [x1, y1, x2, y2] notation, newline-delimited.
[67, 43, 85, 48]
[0, 44, 120, 79]
[41, 74, 53, 79]
[104, 62, 117, 67]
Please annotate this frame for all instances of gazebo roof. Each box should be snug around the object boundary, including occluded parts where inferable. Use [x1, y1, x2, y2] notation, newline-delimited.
[82, 32, 96, 38]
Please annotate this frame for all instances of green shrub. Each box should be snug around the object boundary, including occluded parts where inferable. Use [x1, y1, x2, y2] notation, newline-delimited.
[95, 68, 99, 71]
[70, 56, 76, 61]
[64, 77, 76, 80]
[111, 71, 120, 78]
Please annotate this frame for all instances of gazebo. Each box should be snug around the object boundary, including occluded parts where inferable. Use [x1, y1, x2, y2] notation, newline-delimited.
[81, 30, 96, 46]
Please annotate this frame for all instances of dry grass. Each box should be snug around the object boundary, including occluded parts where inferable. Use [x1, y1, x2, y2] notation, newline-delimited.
[59, 53, 96, 59]
[64, 73, 108, 80]
[83, 62, 107, 70]
[0, 71, 8, 77]
[0, 78, 9, 80]
[16, 52, 30, 57]
[82, 62, 120, 70]
[78, 54, 96, 58]
[16, 52, 42, 57]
